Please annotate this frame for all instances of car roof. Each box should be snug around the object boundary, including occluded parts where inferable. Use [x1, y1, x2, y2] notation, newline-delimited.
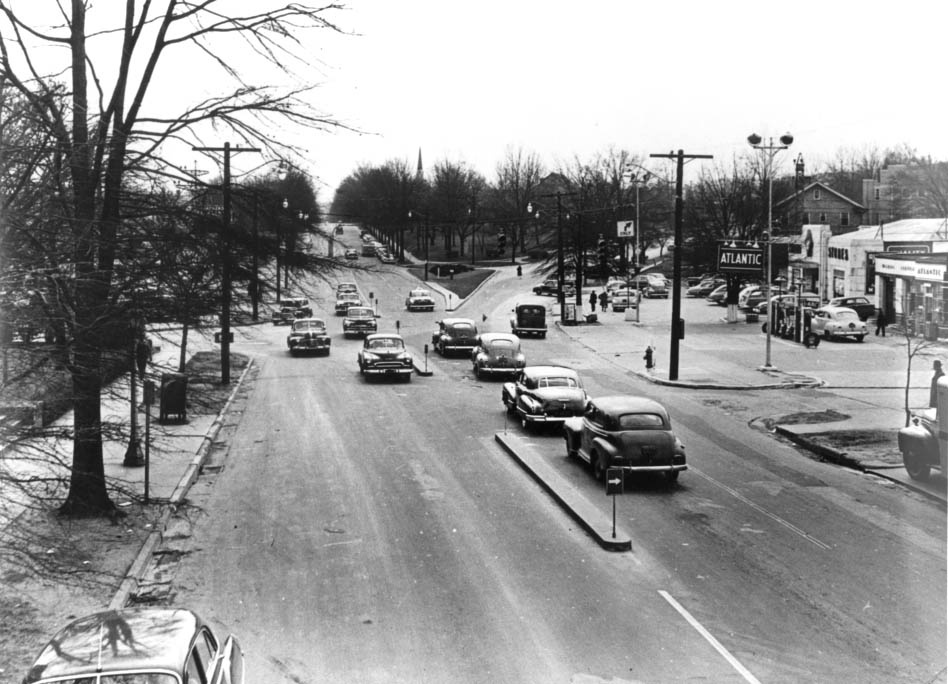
[24, 608, 206, 683]
[521, 365, 579, 379]
[365, 333, 403, 342]
[440, 317, 476, 326]
[346, 307, 373, 315]
[294, 317, 326, 326]
[817, 305, 859, 315]
[591, 394, 669, 417]
[409, 289, 431, 295]
[479, 332, 520, 343]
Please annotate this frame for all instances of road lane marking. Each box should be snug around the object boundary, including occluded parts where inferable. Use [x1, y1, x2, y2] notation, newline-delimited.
[659, 590, 762, 684]
[691, 467, 832, 550]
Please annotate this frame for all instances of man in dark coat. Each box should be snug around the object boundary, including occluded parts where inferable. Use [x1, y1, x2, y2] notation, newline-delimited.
[875, 308, 887, 336]
[589, 290, 597, 312]
[930, 360, 944, 408]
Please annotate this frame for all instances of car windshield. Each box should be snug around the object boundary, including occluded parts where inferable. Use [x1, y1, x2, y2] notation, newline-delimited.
[518, 306, 544, 315]
[368, 338, 403, 350]
[293, 320, 325, 332]
[411, 290, 430, 297]
[537, 376, 579, 388]
[617, 413, 665, 429]
[347, 308, 373, 317]
[448, 323, 475, 334]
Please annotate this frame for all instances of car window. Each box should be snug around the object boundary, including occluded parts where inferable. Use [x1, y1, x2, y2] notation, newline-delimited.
[489, 339, 515, 349]
[538, 376, 578, 388]
[618, 413, 665, 429]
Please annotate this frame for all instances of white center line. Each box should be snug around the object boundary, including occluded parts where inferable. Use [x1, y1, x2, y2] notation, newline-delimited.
[691, 467, 832, 550]
[659, 590, 763, 684]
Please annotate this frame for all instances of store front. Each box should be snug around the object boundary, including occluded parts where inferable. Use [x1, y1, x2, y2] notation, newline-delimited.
[874, 254, 948, 339]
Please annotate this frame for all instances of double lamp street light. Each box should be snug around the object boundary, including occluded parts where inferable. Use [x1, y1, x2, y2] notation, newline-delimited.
[747, 131, 794, 369]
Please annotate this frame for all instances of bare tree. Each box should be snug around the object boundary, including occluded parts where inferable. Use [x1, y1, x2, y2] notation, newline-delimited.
[495, 146, 543, 259]
[0, 1, 347, 516]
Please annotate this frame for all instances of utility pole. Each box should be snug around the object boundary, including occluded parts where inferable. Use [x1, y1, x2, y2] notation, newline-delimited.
[650, 149, 713, 381]
[193, 142, 260, 384]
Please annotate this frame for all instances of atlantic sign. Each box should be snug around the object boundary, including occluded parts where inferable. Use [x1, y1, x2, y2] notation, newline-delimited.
[718, 246, 764, 274]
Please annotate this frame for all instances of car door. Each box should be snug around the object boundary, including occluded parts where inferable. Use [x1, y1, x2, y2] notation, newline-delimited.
[209, 636, 245, 684]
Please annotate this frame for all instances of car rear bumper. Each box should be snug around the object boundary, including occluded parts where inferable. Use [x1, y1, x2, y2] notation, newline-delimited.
[363, 365, 412, 375]
[613, 464, 688, 473]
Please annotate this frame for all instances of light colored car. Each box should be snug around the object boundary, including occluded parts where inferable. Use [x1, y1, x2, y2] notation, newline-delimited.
[501, 365, 587, 430]
[378, 250, 396, 264]
[610, 290, 638, 312]
[342, 306, 378, 337]
[471, 332, 526, 379]
[810, 306, 868, 342]
[286, 317, 331, 355]
[564, 395, 687, 484]
[23, 608, 244, 684]
[406, 288, 436, 312]
[358, 333, 413, 381]
[344, 248, 359, 260]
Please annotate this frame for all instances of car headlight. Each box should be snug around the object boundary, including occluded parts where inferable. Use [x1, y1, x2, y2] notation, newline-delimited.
[362, 352, 378, 361]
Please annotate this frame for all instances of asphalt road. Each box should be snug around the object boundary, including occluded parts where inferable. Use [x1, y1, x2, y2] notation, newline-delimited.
[161, 234, 946, 684]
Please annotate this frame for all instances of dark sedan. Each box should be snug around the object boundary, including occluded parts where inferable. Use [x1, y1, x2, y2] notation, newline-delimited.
[501, 365, 587, 430]
[828, 296, 876, 321]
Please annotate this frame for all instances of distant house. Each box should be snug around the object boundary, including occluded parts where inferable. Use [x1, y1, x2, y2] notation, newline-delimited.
[775, 181, 866, 235]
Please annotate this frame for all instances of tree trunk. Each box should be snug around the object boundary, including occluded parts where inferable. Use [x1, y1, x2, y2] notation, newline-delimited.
[58, 343, 114, 516]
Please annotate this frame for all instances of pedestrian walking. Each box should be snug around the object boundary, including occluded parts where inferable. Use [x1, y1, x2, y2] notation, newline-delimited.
[875, 308, 887, 336]
[516, 265, 522, 278]
[599, 291, 608, 311]
[589, 290, 597, 312]
[930, 360, 944, 408]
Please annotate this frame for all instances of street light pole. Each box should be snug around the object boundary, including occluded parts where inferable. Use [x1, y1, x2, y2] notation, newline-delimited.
[748, 132, 794, 369]
[193, 142, 260, 384]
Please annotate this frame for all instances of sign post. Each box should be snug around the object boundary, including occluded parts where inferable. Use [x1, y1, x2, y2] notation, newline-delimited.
[143, 380, 156, 504]
[606, 467, 624, 538]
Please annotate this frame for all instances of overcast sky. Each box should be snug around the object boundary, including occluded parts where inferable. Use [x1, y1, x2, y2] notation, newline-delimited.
[281, 0, 944, 202]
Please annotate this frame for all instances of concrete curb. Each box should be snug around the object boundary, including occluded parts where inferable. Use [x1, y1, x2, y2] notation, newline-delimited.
[406, 345, 434, 376]
[109, 358, 255, 609]
[494, 431, 631, 552]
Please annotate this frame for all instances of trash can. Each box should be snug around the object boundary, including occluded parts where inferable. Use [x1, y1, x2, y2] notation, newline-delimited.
[159, 372, 188, 423]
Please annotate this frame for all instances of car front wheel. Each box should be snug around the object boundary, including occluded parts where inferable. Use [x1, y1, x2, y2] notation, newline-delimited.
[903, 448, 931, 481]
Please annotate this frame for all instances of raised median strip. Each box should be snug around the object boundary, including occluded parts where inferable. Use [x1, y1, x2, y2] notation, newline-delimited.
[406, 345, 434, 376]
[494, 431, 631, 552]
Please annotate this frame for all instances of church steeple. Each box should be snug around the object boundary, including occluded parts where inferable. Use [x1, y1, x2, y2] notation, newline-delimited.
[416, 148, 423, 181]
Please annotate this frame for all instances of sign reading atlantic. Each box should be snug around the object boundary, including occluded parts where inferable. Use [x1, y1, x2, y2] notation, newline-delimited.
[718, 246, 763, 274]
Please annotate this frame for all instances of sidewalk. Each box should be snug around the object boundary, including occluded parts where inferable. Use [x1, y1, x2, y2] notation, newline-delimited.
[550, 293, 948, 504]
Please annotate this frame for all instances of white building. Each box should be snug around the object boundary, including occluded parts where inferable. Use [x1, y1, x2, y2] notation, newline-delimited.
[790, 219, 948, 334]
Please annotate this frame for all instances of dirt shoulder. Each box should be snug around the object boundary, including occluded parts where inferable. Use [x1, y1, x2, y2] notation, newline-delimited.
[0, 352, 247, 684]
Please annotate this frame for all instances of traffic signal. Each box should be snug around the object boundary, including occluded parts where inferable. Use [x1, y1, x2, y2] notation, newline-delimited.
[597, 235, 608, 262]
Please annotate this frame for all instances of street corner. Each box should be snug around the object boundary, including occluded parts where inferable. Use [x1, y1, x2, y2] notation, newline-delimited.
[494, 431, 632, 552]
